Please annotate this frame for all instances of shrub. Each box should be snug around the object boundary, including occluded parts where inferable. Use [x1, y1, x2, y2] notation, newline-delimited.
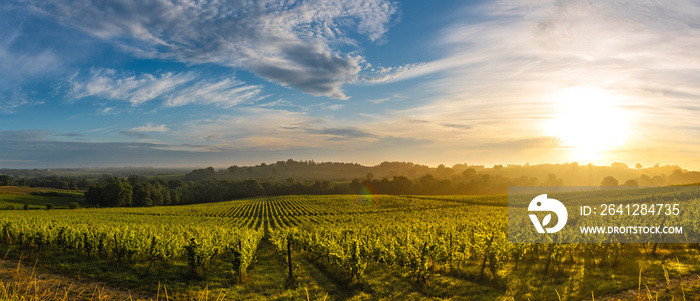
[45, 203, 54, 210]
[69, 202, 79, 209]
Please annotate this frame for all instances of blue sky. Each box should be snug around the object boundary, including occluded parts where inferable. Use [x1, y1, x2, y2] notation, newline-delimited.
[1, 0, 700, 169]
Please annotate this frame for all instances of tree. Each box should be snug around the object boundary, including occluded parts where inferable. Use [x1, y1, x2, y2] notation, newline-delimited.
[102, 177, 133, 207]
[543, 174, 563, 186]
[462, 168, 477, 179]
[601, 176, 619, 187]
[0, 175, 13, 186]
[635, 163, 643, 169]
[419, 174, 437, 193]
[133, 182, 157, 206]
[85, 182, 106, 206]
[127, 175, 141, 186]
[184, 167, 216, 181]
[621, 179, 638, 187]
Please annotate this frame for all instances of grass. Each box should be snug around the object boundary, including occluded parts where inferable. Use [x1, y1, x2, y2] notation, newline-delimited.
[3, 242, 700, 300]
[0, 186, 89, 210]
[0, 252, 115, 300]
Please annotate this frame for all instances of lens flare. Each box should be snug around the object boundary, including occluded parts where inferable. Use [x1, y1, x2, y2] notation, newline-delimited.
[357, 181, 377, 206]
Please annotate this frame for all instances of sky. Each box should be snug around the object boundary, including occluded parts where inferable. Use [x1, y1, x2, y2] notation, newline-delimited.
[1, 0, 699, 169]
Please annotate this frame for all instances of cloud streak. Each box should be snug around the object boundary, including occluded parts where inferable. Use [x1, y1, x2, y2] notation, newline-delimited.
[131, 123, 168, 133]
[23, 0, 399, 99]
[69, 68, 263, 107]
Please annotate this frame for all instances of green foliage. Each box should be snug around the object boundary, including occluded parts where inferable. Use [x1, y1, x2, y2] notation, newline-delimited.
[0, 175, 14, 186]
[185, 238, 207, 277]
[2, 190, 700, 300]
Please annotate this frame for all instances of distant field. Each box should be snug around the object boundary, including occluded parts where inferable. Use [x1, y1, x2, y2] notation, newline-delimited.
[0, 192, 699, 300]
[0, 186, 88, 209]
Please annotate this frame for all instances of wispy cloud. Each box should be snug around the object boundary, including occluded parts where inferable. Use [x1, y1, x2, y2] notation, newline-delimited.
[0, 19, 58, 113]
[54, 132, 83, 137]
[119, 130, 150, 139]
[119, 123, 169, 139]
[362, 63, 422, 83]
[163, 78, 263, 108]
[131, 123, 168, 133]
[172, 108, 383, 152]
[0, 89, 43, 113]
[366, 93, 405, 104]
[24, 0, 399, 99]
[302, 127, 377, 139]
[441, 123, 472, 130]
[69, 69, 192, 105]
[69, 68, 262, 107]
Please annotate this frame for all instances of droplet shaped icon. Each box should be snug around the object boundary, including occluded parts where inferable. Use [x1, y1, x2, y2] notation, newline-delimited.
[528, 194, 567, 233]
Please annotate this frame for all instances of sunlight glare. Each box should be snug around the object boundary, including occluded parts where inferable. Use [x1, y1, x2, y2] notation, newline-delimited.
[546, 86, 629, 160]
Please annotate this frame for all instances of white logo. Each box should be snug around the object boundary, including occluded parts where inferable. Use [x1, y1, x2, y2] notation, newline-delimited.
[528, 194, 568, 233]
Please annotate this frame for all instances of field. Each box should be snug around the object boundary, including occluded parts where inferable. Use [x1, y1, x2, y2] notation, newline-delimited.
[2, 190, 700, 300]
[0, 186, 88, 209]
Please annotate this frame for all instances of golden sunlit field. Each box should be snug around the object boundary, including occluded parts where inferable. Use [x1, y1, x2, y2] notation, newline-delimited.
[2, 0, 700, 300]
[2, 192, 700, 300]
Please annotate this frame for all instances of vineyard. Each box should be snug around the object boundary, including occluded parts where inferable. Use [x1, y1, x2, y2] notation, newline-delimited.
[2, 190, 700, 300]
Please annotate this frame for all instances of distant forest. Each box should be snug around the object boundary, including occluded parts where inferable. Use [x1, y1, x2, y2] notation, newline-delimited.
[2, 159, 700, 207]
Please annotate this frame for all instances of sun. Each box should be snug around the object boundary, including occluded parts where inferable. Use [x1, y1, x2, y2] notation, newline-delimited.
[545, 86, 629, 160]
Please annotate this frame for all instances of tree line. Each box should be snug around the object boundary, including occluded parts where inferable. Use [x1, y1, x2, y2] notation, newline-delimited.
[0, 175, 90, 190]
[82, 170, 551, 207]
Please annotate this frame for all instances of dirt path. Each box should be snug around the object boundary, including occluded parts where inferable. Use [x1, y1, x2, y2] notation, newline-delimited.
[232, 236, 349, 300]
[291, 247, 352, 300]
[239, 237, 288, 298]
[0, 258, 155, 301]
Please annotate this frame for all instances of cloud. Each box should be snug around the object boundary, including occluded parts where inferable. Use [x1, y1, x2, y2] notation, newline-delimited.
[280, 125, 377, 140]
[362, 63, 422, 83]
[70, 68, 262, 107]
[0, 137, 199, 168]
[120, 123, 172, 139]
[0, 20, 58, 113]
[366, 93, 405, 104]
[131, 123, 168, 133]
[324, 104, 344, 111]
[119, 130, 150, 139]
[258, 99, 296, 108]
[0, 130, 52, 141]
[305, 127, 377, 139]
[353, 0, 700, 167]
[70, 68, 192, 105]
[0, 90, 42, 114]
[23, 0, 399, 99]
[54, 132, 83, 137]
[0, 130, 83, 141]
[441, 123, 473, 129]
[163, 78, 263, 108]
[481, 137, 563, 150]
